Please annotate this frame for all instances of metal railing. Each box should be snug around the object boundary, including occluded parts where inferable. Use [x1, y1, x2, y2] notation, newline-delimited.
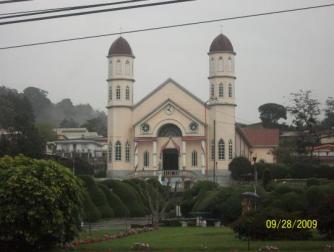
[129, 169, 197, 180]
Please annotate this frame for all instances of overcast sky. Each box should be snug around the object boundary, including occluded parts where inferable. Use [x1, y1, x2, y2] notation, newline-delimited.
[0, 0, 333, 124]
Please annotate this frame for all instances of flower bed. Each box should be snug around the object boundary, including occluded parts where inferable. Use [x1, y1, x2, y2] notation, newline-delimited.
[63, 227, 157, 250]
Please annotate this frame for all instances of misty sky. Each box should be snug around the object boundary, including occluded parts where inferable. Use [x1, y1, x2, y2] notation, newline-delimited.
[0, 0, 333, 124]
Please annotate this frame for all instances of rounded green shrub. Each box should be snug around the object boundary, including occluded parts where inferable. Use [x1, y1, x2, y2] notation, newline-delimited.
[217, 191, 242, 223]
[228, 157, 252, 180]
[233, 208, 312, 240]
[0, 155, 84, 251]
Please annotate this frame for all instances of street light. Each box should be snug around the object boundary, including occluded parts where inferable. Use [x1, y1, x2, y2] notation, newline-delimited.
[252, 155, 257, 194]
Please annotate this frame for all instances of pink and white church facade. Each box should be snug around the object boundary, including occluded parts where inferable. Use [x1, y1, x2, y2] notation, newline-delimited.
[106, 33, 272, 185]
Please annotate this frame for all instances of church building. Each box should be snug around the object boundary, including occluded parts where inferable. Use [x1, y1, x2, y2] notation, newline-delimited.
[106, 33, 278, 186]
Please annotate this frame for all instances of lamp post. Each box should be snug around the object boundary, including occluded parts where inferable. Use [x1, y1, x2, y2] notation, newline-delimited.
[252, 156, 257, 194]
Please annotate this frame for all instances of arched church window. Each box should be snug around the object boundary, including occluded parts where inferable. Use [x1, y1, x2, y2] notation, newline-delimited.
[144, 151, 149, 168]
[210, 84, 215, 97]
[219, 83, 224, 97]
[125, 141, 130, 162]
[116, 59, 122, 75]
[228, 140, 233, 160]
[218, 57, 224, 72]
[211, 140, 215, 161]
[218, 139, 225, 160]
[125, 60, 130, 75]
[116, 86, 121, 100]
[108, 142, 112, 162]
[228, 57, 233, 72]
[228, 83, 233, 98]
[192, 150, 198, 167]
[158, 124, 182, 137]
[115, 141, 122, 161]
[210, 57, 215, 73]
[109, 86, 112, 101]
[126, 86, 130, 100]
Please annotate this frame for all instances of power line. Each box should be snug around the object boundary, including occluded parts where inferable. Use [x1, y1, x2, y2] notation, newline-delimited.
[0, 0, 195, 25]
[0, 0, 152, 18]
[1, 2, 334, 50]
[0, 0, 32, 4]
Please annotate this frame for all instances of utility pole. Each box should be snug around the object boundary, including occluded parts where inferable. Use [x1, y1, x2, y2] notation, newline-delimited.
[213, 119, 216, 183]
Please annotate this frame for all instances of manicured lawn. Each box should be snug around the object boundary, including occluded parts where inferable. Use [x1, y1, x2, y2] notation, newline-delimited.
[55, 227, 333, 252]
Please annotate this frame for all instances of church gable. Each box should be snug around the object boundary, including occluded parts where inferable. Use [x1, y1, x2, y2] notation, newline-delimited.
[134, 99, 205, 138]
[133, 78, 205, 124]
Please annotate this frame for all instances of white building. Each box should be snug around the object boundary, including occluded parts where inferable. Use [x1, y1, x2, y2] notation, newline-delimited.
[106, 34, 278, 185]
[46, 128, 107, 160]
[54, 128, 100, 140]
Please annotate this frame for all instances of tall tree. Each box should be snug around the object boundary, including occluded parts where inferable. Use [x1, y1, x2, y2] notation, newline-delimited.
[132, 179, 177, 227]
[287, 90, 320, 130]
[0, 86, 44, 158]
[59, 118, 79, 128]
[258, 103, 287, 127]
[56, 99, 75, 120]
[0, 87, 34, 131]
[23, 87, 54, 124]
[287, 90, 321, 156]
[81, 113, 107, 136]
[322, 97, 334, 129]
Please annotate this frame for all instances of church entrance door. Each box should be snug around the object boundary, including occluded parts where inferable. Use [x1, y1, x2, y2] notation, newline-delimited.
[163, 149, 179, 170]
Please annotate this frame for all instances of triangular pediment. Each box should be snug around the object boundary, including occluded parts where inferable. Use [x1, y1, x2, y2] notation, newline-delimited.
[134, 78, 204, 108]
[133, 99, 205, 127]
[133, 78, 206, 126]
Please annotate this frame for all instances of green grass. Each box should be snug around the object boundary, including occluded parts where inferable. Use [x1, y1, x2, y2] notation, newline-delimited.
[55, 227, 334, 252]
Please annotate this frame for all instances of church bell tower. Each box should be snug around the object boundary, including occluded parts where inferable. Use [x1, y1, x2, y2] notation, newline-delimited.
[107, 37, 135, 178]
[207, 33, 236, 183]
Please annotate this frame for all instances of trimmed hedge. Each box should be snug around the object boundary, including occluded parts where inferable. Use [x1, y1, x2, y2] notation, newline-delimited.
[123, 179, 149, 213]
[79, 175, 114, 219]
[97, 183, 129, 217]
[102, 179, 146, 217]
[190, 181, 219, 196]
[192, 190, 217, 212]
[82, 191, 101, 222]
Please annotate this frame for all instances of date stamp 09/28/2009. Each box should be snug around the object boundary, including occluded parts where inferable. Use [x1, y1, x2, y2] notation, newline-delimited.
[265, 219, 318, 229]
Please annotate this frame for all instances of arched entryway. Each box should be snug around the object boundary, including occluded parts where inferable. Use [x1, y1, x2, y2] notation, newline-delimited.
[163, 149, 179, 170]
[157, 123, 182, 171]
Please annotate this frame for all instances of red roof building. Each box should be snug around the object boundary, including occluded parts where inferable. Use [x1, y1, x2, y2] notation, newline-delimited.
[235, 126, 280, 163]
[241, 128, 279, 147]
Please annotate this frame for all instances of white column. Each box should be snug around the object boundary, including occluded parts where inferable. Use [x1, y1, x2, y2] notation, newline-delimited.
[134, 142, 138, 169]
[201, 140, 206, 174]
[182, 141, 186, 168]
[153, 141, 157, 169]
